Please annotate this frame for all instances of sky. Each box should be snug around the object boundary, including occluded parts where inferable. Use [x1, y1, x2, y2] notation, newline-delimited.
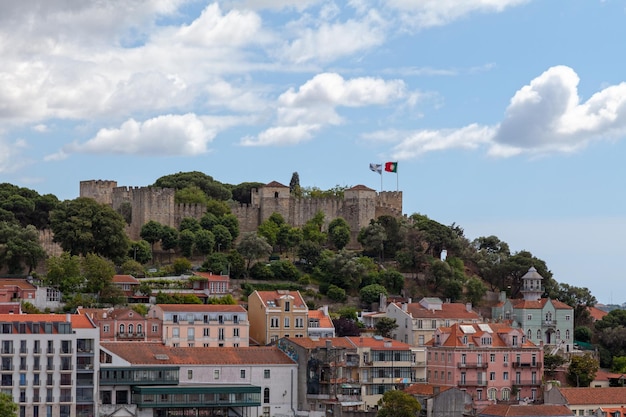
[2, 0, 626, 305]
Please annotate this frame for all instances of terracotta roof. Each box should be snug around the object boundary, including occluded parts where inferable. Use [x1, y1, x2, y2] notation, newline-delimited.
[479, 404, 573, 417]
[285, 336, 411, 350]
[265, 181, 288, 188]
[113, 275, 139, 284]
[101, 343, 295, 365]
[155, 304, 246, 313]
[405, 302, 481, 320]
[557, 387, 626, 405]
[192, 272, 229, 281]
[598, 407, 626, 416]
[509, 298, 572, 310]
[403, 384, 452, 396]
[0, 313, 95, 329]
[347, 184, 375, 191]
[430, 322, 538, 349]
[0, 279, 36, 290]
[308, 310, 334, 328]
[588, 306, 608, 322]
[345, 336, 412, 350]
[253, 290, 307, 309]
[284, 337, 356, 350]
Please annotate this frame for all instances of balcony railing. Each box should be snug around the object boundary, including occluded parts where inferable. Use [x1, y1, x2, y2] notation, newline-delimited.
[458, 380, 488, 387]
[457, 362, 488, 369]
[512, 362, 540, 368]
[543, 320, 557, 327]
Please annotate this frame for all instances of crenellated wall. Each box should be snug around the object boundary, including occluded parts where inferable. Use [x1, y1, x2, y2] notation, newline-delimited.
[79, 180, 403, 241]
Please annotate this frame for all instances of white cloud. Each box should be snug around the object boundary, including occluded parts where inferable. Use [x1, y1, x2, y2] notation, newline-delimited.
[242, 72, 409, 146]
[280, 9, 387, 63]
[387, 0, 530, 30]
[0, 139, 30, 173]
[60, 114, 218, 156]
[491, 65, 626, 157]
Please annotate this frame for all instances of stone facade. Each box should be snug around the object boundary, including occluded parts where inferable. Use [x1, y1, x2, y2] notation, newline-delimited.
[80, 179, 404, 241]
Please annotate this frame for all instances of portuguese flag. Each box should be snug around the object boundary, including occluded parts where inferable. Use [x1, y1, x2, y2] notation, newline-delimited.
[384, 161, 398, 173]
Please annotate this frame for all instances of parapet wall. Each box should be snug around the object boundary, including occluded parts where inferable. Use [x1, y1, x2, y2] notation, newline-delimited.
[79, 181, 404, 241]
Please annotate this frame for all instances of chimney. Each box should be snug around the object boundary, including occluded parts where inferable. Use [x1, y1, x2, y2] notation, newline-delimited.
[325, 340, 332, 350]
[466, 303, 472, 313]
[402, 303, 408, 312]
[407, 298, 412, 304]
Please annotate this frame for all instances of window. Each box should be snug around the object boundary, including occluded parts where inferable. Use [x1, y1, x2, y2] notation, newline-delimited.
[187, 328, 195, 341]
[137, 324, 143, 334]
[566, 330, 570, 340]
[431, 320, 436, 329]
[417, 320, 423, 329]
[490, 372, 496, 381]
[445, 320, 450, 327]
[537, 329, 541, 339]
[119, 324, 125, 334]
[488, 388, 497, 401]
[188, 370, 193, 379]
[566, 315, 571, 321]
[218, 315, 224, 324]
[284, 317, 290, 328]
[476, 390, 482, 400]
[218, 328, 224, 341]
[270, 317, 279, 328]
[418, 335, 425, 345]
[128, 324, 134, 334]
[173, 328, 180, 338]
[233, 328, 240, 337]
[285, 301, 290, 312]
[503, 372, 509, 380]
[264, 388, 270, 403]
[527, 314, 532, 320]
[173, 314, 178, 323]
[501, 388, 510, 401]
[490, 354, 496, 362]
[512, 336, 518, 346]
[264, 369, 270, 379]
[262, 407, 270, 417]
[240, 370, 246, 378]
[295, 318, 304, 328]
[556, 330, 561, 340]
[214, 370, 220, 379]
[527, 329, 532, 340]
[152, 324, 158, 332]
[233, 315, 239, 324]
[203, 328, 210, 337]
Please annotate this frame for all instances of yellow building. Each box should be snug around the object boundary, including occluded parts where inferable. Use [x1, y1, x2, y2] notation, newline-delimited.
[248, 290, 308, 345]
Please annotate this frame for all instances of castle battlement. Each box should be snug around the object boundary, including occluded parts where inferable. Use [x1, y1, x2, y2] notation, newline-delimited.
[79, 179, 403, 241]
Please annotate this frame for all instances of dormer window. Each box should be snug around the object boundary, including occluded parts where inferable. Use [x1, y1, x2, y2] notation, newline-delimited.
[285, 301, 290, 312]
[462, 336, 468, 344]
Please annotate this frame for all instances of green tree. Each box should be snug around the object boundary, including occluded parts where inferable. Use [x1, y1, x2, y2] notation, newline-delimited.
[50, 197, 130, 262]
[544, 354, 567, 378]
[230, 182, 263, 205]
[328, 217, 351, 250]
[277, 224, 302, 254]
[0, 391, 18, 417]
[289, 172, 302, 197]
[269, 260, 300, 281]
[567, 353, 599, 387]
[302, 211, 326, 244]
[318, 250, 368, 291]
[574, 326, 592, 343]
[0, 222, 46, 274]
[327, 285, 347, 302]
[465, 276, 487, 306]
[555, 283, 597, 328]
[120, 259, 145, 277]
[336, 306, 358, 321]
[179, 217, 201, 233]
[212, 224, 233, 252]
[219, 213, 239, 241]
[360, 284, 388, 306]
[160, 226, 179, 251]
[202, 252, 230, 275]
[175, 186, 209, 205]
[237, 232, 272, 276]
[45, 252, 83, 294]
[358, 222, 387, 260]
[195, 229, 215, 255]
[376, 389, 420, 417]
[140, 220, 163, 254]
[82, 253, 116, 296]
[375, 317, 398, 339]
[129, 240, 152, 264]
[378, 269, 405, 294]
[178, 229, 196, 258]
[153, 171, 231, 200]
[296, 240, 322, 272]
[227, 250, 245, 279]
[172, 258, 192, 275]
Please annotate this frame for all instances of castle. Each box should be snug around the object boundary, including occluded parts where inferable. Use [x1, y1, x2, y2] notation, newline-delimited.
[79, 180, 403, 245]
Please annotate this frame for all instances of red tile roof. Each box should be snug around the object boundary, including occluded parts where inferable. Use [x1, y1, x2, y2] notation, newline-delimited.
[403, 384, 452, 396]
[113, 275, 139, 284]
[253, 290, 307, 309]
[588, 306, 608, 322]
[558, 387, 626, 405]
[0, 279, 37, 290]
[347, 185, 375, 191]
[509, 298, 572, 310]
[265, 181, 288, 188]
[479, 404, 573, 417]
[0, 313, 96, 329]
[101, 343, 295, 365]
[405, 301, 481, 320]
[285, 336, 412, 350]
[156, 304, 246, 313]
[308, 310, 334, 328]
[192, 272, 229, 281]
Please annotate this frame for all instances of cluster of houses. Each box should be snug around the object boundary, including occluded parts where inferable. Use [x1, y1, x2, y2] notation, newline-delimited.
[1, 267, 625, 417]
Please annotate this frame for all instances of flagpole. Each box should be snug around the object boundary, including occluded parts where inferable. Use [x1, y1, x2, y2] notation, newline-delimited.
[380, 168, 383, 192]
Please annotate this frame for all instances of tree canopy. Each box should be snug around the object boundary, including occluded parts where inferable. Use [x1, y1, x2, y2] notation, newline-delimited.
[376, 390, 421, 417]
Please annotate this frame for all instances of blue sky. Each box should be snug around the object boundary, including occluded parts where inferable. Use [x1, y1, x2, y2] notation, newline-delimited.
[2, 0, 626, 304]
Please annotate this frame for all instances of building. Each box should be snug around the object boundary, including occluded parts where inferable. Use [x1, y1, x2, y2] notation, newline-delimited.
[190, 272, 230, 296]
[307, 306, 335, 339]
[403, 384, 472, 417]
[248, 290, 308, 345]
[544, 386, 626, 416]
[278, 335, 427, 414]
[427, 322, 544, 409]
[0, 278, 37, 303]
[478, 404, 574, 417]
[0, 313, 99, 417]
[492, 267, 574, 352]
[149, 304, 249, 347]
[99, 343, 297, 417]
[78, 307, 163, 342]
[386, 297, 482, 346]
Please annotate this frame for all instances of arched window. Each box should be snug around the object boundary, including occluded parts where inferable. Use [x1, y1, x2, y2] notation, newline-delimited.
[556, 330, 561, 340]
[501, 388, 510, 401]
[137, 324, 143, 334]
[537, 329, 541, 339]
[566, 330, 570, 340]
[527, 329, 532, 340]
[119, 324, 125, 334]
[488, 388, 497, 401]
[128, 324, 134, 334]
[264, 388, 270, 404]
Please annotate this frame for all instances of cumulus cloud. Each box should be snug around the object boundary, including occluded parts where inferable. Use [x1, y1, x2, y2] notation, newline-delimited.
[377, 65, 626, 160]
[59, 114, 218, 156]
[387, 0, 530, 30]
[0, 139, 30, 173]
[242, 72, 409, 146]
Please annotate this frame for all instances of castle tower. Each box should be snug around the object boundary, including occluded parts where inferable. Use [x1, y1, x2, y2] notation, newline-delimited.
[520, 266, 544, 302]
[258, 181, 291, 225]
[79, 180, 118, 205]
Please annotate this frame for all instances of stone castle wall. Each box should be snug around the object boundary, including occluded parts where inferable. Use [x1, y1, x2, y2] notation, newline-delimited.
[79, 180, 403, 241]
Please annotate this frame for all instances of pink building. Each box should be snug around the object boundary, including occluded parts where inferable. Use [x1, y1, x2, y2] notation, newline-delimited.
[78, 307, 163, 342]
[427, 322, 543, 409]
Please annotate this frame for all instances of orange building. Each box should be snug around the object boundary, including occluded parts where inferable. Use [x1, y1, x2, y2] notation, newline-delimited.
[248, 290, 308, 345]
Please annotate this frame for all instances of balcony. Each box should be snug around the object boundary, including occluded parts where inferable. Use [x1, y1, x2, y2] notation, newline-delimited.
[543, 320, 557, 327]
[512, 362, 540, 368]
[457, 362, 488, 369]
[458, 380, 488, 387]
[1, 348, 14, 355]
